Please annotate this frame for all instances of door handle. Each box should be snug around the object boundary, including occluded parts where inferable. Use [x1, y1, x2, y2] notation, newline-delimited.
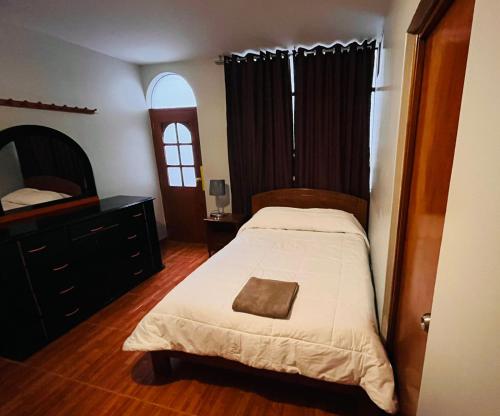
[199, 165, 205, 190]
[420, 313, 431, 332]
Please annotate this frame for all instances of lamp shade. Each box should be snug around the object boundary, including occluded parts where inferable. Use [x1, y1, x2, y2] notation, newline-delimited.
[209, 179, 226, 196]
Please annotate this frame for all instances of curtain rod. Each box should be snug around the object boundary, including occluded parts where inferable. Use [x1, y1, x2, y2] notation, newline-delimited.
[214, 42, 378, 65]
[214, 52, 289, 65]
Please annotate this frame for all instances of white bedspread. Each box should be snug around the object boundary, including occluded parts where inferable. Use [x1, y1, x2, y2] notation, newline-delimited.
[1, 187, 70, 211]
[124, 208, 397, 413]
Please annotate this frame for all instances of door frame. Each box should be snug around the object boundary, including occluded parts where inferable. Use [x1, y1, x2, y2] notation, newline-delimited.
[148, 107, 207, 240]
[386, 0, 456, 350]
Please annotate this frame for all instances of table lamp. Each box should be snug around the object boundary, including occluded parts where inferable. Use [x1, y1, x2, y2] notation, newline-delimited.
[209, 179, 226, 219]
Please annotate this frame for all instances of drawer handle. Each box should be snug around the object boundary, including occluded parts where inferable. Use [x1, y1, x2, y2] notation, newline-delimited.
[27, 245, 47, 254]
[90, 226, 103, 233]
[130, 251, 141, 258]
[65, 308, 80, 317]
[52, 263, 69, 272]
[59, 286, 75, 295]
[133, 269, 143, 276]
[104, 223, 120, 231]
[132, 213, 143, 218]
[127, 234, 138, 240]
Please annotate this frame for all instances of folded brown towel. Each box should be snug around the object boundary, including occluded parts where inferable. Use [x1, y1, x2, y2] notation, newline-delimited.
[232, 277, 299, 319]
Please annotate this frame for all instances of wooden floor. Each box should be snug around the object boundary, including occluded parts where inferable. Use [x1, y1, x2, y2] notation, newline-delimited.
[0, 241, 385, 416]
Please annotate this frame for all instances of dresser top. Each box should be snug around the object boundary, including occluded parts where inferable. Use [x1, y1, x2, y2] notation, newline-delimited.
[0, 195, 153, 244]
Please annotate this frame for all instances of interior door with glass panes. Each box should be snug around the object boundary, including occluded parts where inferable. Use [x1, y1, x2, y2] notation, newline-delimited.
[149, 108, 207, 242]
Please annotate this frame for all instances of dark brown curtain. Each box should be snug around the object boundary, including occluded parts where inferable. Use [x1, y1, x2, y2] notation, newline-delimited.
[294, 40, 375, 200]
[225, 51, 293, 214]
[15, 135, 89, 190]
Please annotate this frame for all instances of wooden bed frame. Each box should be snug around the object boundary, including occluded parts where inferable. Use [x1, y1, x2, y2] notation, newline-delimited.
[150, 189, 377, 410]
[24, 175, 83, 196]
[251, 188, 368, 229]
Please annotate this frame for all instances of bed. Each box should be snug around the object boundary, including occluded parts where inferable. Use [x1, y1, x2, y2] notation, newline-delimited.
[123, 188, 397, 414]
[0, 175, 80, 212]
[1, 187, 71, 211]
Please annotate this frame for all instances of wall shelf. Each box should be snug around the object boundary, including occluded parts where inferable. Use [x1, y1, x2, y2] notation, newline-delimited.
[0, 98, 97, 114]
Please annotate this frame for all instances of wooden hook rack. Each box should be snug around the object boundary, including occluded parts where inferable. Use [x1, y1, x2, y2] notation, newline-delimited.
[0, 98, 97, 114]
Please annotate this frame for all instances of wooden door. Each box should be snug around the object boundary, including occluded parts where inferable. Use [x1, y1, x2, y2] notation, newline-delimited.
[389, 0, 475, 414]
[149, 108, 207, 243]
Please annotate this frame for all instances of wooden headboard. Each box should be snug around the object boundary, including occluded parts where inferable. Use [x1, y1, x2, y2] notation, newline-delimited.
[251, 188, 368, 229]
[24, 176, 82, 196]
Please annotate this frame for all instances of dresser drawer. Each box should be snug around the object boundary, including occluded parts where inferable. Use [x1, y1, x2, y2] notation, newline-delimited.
[121, 204, 147, 232]
[1, 291, 41, 321]
[37, 283, 81, 315]
[125, 246, 149, 268]
[129, 257, 149, 279]
[20, 229, 69, 266]
[70, 214, 119, 240]
[125, 205, 145, 221]
[125, 245, 147, 261]
[43, 304, 84, 339]
[41, 285, 84, 338]
[29, 262, 77, 297]
[122, 227, 147, 249]
[125, 249, 151, 283]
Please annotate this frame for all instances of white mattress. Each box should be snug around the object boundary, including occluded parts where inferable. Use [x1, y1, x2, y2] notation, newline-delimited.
[124, 207, 397, 413]
[0, 200, 26, 211]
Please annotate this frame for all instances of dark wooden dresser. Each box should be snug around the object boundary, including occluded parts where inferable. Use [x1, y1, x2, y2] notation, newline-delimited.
[0, 196, 163, 360]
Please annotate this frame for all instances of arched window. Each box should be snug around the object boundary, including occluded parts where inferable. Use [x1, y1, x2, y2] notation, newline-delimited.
[148, 73, 197, 109]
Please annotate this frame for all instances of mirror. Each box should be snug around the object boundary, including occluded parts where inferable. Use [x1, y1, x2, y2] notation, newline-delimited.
[0, 125, 97, 218]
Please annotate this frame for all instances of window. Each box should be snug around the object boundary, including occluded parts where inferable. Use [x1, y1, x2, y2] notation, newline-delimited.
[147, 72, 199, 188]
[149, 73, 197, 109]
[163, 123, 196, 187]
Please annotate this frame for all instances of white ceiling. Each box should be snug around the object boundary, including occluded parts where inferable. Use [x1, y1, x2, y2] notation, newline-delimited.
[0, 0, 389, 64]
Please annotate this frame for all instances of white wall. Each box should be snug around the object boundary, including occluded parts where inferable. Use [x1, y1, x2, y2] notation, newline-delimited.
[140, 59, 230, 214]
[418, 0, 500, 414]
[0, 24, 166, 237]
[369, 0, 419, 334]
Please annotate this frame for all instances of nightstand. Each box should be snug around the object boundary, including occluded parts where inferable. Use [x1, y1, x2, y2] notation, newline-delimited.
[204, 213, 248, 256]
